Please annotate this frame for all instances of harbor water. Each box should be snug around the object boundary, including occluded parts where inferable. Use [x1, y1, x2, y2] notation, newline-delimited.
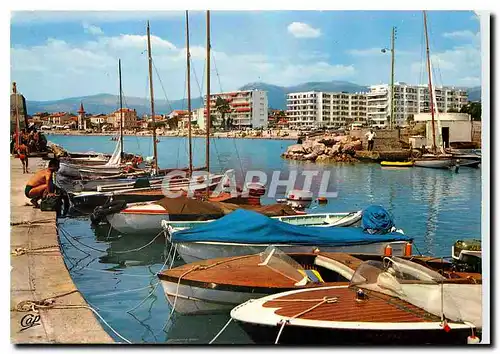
[50, 135, 482, 343]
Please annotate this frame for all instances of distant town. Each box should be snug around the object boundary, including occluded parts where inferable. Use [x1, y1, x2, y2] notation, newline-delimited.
[12, 82, 480, 135]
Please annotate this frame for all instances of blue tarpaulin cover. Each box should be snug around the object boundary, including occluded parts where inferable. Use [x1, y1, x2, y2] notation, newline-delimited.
[361, 205, 395, 234]
[171, 209, 411, 245]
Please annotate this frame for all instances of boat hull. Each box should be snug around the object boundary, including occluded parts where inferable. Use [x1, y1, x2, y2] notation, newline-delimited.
[107, 211, 169, 234]
[235, 321, 474, 345]
[380, 161, 414, 167]
[160, 280, 268, 315]
[174, 241, 407, 264]
[413, 159, 457, 169]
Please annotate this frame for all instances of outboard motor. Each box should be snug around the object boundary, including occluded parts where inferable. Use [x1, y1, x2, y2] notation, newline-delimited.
[90, 199, 127, 225]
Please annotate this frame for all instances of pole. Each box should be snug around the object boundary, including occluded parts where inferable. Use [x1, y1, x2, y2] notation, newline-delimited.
[118, 59, 124, 159]
[390, 26, 395, 130]
[147, 21, 159, 174]
[186, 10, 193, 176]
[13, 83, 20, 147]
[205, 10, 211, 195]
[423, 11, 437, 153]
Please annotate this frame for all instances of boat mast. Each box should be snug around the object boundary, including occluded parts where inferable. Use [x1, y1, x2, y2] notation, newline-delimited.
[423, 11, 437, 153]
[147, 21, 159, 174]
[186, 11, 193, 176]
[118, 59, 124, 159]
[205, 10, 211, 195]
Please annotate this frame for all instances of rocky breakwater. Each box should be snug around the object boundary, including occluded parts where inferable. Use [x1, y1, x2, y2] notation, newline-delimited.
[282, 135, 362, 163]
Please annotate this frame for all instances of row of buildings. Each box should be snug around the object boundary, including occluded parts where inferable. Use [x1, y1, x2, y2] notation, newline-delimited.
[29, 83, 469, 131]
[286, 82, 469, 129]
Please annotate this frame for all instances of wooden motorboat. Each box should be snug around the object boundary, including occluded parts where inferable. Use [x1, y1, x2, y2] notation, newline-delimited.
[380, 161, 414, 167]
[99, 194, 296, 234]
[230, 254, 482, 344]
[167, 208, 411, 263]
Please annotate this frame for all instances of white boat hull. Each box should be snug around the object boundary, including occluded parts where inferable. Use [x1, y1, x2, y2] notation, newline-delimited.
[174, 241, 407, 264]
[160, 279, 268, 315]
[414, 159, 457, 169]
[107, 208, 169, 234]
[59, 162, 126, 178]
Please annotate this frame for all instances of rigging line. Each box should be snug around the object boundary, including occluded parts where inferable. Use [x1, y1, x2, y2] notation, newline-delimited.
[211, 51, 223, 93]
[145, 74, 152, 158]
[151, 58, 173, 113]
[191, 57, 205, 100]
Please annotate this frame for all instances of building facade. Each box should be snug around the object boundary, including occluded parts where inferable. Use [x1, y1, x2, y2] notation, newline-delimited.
[203, 90, 268, 129]
[414, 112, 472, 148]
[367, 82, 469, 128]
[286, 91, 368, 129]
[107, 108, 138, 129]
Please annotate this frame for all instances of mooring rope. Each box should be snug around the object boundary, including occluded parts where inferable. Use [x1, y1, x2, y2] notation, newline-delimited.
[273, 296, 338, 344]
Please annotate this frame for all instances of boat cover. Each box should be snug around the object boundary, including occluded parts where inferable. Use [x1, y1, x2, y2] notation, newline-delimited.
[171, 209, 412, 245]
[361, 205, 395, 234]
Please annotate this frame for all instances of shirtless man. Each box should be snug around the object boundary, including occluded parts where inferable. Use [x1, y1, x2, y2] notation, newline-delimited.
[17, 142, 29, 173]
[25, 159, 59, 207]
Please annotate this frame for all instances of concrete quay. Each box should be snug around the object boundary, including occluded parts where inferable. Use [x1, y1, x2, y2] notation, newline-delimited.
[10, 157, 114, 344]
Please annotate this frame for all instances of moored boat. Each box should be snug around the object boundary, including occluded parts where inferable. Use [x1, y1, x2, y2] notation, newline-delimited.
[380, 161, 414, 167]
[230, 254, 482, 344]
[159, 248, 455, 315]
[413, 155, 459, 170]
[168, 207, 411, 263]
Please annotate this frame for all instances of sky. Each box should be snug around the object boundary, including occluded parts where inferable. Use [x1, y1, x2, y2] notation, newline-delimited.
[10, 10, 482, 101]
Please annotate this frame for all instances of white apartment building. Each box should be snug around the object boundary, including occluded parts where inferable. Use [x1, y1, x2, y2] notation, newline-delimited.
[367, 82, 468, 128]
[203, 89, 268, 129]
[286, 91, 368, 129]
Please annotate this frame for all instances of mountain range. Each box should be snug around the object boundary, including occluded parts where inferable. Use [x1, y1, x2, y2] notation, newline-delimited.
[25, 81, 481, 115]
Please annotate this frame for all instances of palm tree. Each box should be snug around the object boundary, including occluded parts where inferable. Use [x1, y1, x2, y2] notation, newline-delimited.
[214, 96, 231, 130]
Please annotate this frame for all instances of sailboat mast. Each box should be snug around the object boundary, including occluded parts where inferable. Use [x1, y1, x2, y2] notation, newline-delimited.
[186, 11, 193, 176]
[423, 11, 437, 152]
[147, 21, 159, 174]
[205, 10, 211, 195]
[118, 59, 124, 159]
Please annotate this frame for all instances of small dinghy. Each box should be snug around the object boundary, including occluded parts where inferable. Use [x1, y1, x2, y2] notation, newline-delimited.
[380, 161, 414, 167]
[168, 206, 411, 263]
[230, 255, 482, 344]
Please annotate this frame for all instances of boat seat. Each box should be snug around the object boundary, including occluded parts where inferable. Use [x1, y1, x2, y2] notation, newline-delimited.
[298, 269, 325, 283]
[313, 255, 356, 280]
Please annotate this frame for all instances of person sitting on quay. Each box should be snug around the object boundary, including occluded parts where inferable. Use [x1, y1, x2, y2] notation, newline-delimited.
[365, 129, 376, 152]
[25, 159, 60, 208]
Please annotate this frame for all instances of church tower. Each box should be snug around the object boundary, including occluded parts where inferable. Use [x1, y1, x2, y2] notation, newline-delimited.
[78, 102, 85, 130]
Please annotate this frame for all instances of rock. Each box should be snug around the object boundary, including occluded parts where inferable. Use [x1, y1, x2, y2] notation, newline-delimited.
[315, 154, 331, 162]
[328, 144, 341, 156]
[302, 140, 315, 153]
[303, 152, 319, 161]
[286, 144, 306, 155]
[311, 142, 326, 155]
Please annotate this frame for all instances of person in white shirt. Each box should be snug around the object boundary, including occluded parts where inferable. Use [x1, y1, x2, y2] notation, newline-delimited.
[365, 129, 376, 151]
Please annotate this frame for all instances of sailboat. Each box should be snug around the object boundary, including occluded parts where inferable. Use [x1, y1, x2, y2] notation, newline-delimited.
[413, 12, 459, 170]
[58, 60, 148, 178]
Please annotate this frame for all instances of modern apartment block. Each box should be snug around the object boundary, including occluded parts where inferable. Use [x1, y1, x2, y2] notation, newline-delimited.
[204, 89, 268, 129]
[286, 91, 368, 128]
[367, 82, 469, 128]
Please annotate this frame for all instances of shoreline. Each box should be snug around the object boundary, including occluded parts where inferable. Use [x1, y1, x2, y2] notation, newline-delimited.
[44, 130, 298, 141]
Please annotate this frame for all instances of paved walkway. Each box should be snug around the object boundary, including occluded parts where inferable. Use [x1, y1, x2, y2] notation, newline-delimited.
[10, 157, 113, 344]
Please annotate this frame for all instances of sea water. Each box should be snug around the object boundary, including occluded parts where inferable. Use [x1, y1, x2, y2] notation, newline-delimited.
[50, 134, 482, 343]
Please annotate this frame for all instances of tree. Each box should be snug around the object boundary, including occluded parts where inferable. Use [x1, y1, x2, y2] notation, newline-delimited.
[214, 96, 231, 130]
[406, 114, 414, 127]
[460, 102, 481, 121]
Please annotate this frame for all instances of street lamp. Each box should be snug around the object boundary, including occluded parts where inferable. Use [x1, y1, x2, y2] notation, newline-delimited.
[381, 26, 397, 130]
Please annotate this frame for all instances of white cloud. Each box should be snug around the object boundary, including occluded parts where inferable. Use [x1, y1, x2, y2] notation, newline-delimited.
[459, 76, 481, 86]
[11, 31, 355, 101]
[83, 22, 103, 35]
[287, 22, 321, 38]
[442, 30, 479, 42]
[348, 48, 385, 56]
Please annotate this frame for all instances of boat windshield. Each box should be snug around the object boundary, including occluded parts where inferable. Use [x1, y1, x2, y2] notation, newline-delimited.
[348, 257, 480, 326]
[258, 246, 308, 286]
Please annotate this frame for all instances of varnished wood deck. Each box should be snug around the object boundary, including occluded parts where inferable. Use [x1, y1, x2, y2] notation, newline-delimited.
[159, 252, 481, 290]
[264, 287, 442, 323]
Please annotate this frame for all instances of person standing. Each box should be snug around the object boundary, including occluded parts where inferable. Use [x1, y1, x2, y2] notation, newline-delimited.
[365, 129, 376, 151]
[17, 142, 29, 173]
